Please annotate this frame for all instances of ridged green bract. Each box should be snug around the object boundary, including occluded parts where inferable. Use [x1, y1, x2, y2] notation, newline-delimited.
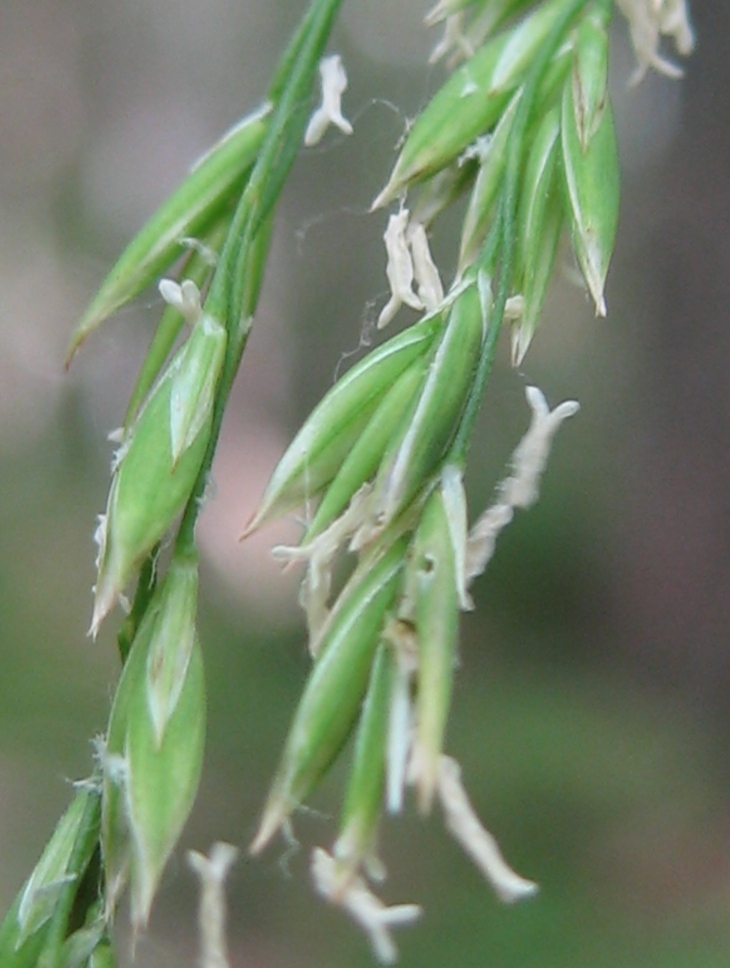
[304, 359, 429, 541]
[124, 221, 226, 427]
[375, 0, 577, 206]
[571, 3, 610, 151]
[0, 787, 101, 968]
[411, 480, 460, 812]
[373, 281, 487, 526]
[458, 92, 520, 272]
[335, 644, 394, 869]
[143, 556, 199, 747]
[457, 34, 572, 274]
[512, 104, 563, 364]
[92, 314, 225, 635]
[245, 315, 441, 535]
[560, 34, 618, 317]
[251, 537, 408, 854]
[102, 604, 149, 915]
[67, 104, 269, 362]
[100, 558, 205, 932]
[101, 555, 203, 927]
[127, 634, 205, 932]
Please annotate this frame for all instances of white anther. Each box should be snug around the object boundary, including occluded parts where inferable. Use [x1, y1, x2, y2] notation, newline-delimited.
[273, 484, 374, 654]
[465, 386, 579, 585]
[424, 0, 451, 27]
[464, 503, 513, 587]
[311, 848, 421, 964]
[304, 54, 353, 147]
[504, 387, 580, 510]
[407, 222, 444, 312]
[428, 13, 474, 65]
[377, 211, 424, 329]
[504, 294, 525, 321]
[615, 0, 694, 83]
[386, 662, 413, 814]
[439, 464, 471, 610]
[158, 278, 203, 325]
[437, 756, 539, 903]
[188, 842, 239, 968]
[383, 619, 418, 814]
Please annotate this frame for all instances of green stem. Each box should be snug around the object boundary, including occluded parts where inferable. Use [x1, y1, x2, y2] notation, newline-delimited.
[174, 0, 346, 555]
[450, 0, 589, 463]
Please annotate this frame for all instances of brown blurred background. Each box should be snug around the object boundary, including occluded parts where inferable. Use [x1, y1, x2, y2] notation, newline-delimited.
[1, 1, 730, 966]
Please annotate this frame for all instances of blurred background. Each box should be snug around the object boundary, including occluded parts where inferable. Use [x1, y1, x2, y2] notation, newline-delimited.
[1, 1, 730, 965]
